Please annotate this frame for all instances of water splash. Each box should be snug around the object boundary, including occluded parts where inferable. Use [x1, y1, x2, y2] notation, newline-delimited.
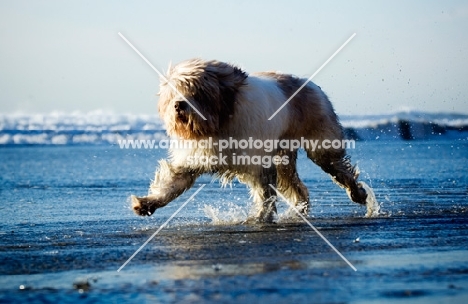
[276, 206, 305, 223]
[359, 181, 381, 217]
[203, 183, 384, 224]
[204, 200, 310, 225]
[203, 202, 248, 225]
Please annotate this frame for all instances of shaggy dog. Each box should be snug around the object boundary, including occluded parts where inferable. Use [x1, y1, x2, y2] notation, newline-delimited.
[131, 58, 379, 222]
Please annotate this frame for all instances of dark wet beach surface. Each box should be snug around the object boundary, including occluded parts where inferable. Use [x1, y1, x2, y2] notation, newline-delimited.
[1, 140, 467, 303]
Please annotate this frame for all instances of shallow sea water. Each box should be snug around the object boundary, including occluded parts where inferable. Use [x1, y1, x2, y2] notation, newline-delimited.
[0, 140, 467, 303]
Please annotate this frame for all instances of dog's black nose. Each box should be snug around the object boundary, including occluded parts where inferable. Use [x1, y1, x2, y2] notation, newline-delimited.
[175, 100, 189, 112]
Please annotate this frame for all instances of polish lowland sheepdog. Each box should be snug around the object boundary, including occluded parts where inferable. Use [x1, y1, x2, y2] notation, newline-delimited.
[131, 58, 379, 222]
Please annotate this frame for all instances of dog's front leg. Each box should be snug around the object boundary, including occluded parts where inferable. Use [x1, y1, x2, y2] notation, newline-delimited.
[132, 160, 199, 216]
[251, 166, 278, 223]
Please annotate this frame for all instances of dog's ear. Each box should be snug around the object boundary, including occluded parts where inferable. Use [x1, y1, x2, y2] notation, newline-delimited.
[205, 61, 248, 125]
[212, 62, 247, 91]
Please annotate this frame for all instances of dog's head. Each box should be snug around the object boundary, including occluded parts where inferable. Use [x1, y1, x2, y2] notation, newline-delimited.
[158, 59, 247, 139]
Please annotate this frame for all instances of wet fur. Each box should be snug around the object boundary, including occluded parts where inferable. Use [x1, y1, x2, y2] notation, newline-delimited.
[132, 58, 369, 222]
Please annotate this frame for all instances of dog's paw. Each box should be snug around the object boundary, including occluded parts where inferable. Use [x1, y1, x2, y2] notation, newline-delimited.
[131, 195, 160, 216]
[242, 216, 276, 225]
[346, 185, 368, 205]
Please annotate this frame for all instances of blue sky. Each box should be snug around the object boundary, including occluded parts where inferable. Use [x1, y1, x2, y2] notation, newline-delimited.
[1, 0, 467, 115]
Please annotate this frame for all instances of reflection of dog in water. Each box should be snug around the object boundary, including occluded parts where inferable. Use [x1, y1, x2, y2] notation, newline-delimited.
[131, 58, 379, 222]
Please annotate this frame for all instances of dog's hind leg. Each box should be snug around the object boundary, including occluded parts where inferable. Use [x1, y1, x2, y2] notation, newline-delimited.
[131, 160, 200, 216]
[276, 150, 310, 215]
[307, 149, 368, 205]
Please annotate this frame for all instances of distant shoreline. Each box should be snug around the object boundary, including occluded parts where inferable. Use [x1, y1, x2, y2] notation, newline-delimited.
[1, 111, 467, 145]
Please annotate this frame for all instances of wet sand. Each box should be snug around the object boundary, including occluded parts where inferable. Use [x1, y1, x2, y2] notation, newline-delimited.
[1, 212, 468, 303]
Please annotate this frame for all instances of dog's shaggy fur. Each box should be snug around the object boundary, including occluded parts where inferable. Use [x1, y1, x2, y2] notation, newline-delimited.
[132, 58, 376, 222]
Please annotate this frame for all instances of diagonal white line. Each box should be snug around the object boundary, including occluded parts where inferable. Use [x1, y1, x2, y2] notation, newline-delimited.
[117, 184, 206, 272]
[269, 184, 357, 271]
[268, 33, 356, 120]
[118, 32, 207, 121]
